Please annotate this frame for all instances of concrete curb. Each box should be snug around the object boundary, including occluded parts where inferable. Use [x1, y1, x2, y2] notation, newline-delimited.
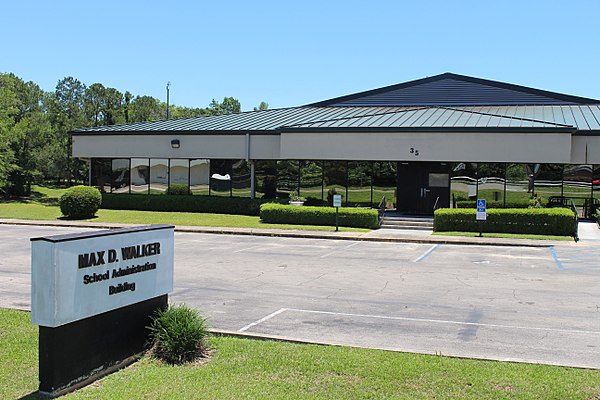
[0, 218, 571, 248]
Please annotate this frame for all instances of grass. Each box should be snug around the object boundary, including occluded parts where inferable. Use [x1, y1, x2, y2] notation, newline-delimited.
[433, 231, 573, 241]
[0, 186, 368, 232]
[2, 308, 599, 399]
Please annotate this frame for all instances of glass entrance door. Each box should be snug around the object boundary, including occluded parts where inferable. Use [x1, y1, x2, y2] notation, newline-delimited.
[397, 162, 450, 214]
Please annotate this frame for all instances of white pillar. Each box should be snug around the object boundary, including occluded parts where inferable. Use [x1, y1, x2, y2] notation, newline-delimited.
[250, 161, 255, 200]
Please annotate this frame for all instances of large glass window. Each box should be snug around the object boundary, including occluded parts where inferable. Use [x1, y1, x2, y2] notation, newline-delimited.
[450, 162, 477, 207]
[254, 160, 277, 199]
[91, 158, 111, 193]
[300, 161, 323, 204]
[277, 160, 300, 198]
[505, 163, 529, 206]
[130, 158, 149, 194]
[232, 160, 251, 198]
[111, 159, 130, 193]
[323, 161, 347, 206]
[210, 159, 233, 196]
[533, 164, 563, 204]
[150, 159, 169, 193]
[372, 161, 397, 209]
[348, 161, 373, 207]
[477, 163, 506, 206]
[190, 159, 210, 195]
[564, 164, 592, 215]
[169, 159, 190, 188]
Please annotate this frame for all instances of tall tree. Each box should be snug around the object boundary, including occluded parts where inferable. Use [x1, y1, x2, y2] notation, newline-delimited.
[208, 97, 241, 115]
[254, 101, 269, 111]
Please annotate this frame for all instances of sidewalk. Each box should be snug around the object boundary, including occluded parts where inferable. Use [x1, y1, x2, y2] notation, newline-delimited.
[0, 218, 588, 248]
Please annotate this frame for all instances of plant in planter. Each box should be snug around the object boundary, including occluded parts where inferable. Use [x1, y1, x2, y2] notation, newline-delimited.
[288, 193, 306, 206]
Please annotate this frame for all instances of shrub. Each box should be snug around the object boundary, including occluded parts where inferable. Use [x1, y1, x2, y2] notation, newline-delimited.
[455, 200, 530, 209]
[434, 208, 577, 237]
[166, 184, 191, 195]
[59, 185, 102, 219]
[260, 203, 379, 229]
[148, 304, 209, 364]
[101, 193, 282, 216]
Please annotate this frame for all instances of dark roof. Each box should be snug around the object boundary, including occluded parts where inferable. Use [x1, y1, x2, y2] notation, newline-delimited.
[309, 73, 600, 107]
[72, 73, 600, 135]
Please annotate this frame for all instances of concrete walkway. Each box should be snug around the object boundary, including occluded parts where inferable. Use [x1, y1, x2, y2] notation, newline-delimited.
[0, 217, 594, 247]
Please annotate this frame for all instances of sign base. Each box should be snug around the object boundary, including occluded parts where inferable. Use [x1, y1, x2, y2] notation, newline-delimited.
[39, 294, 167, 397]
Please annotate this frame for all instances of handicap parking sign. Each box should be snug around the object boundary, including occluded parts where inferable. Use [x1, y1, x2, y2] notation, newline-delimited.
[476, 199, 487, 221]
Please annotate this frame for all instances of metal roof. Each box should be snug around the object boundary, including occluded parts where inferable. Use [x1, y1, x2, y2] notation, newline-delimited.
[310, 73, 600, 107]
[73, 104, 600, 135]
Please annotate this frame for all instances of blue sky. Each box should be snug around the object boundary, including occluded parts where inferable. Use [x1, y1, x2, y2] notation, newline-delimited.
[3, 0, 600, 111]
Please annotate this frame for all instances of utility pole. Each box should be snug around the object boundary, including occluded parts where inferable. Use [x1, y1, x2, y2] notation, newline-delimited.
[166, 82, 171, 120]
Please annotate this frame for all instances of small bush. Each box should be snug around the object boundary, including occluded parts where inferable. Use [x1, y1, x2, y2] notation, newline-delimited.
[166, 184, 191, 195]
[434, 208, 577, 236]
[260, 203, 379, 229]
[59, 185, 102, 219]
[148, 304, 209, 364]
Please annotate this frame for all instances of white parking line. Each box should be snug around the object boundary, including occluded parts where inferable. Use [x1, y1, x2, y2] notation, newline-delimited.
[319, 241, 361, 258]
[238, 308, 288, 332]
[412, 244, 441, 263]
[285, 308, 600, 336]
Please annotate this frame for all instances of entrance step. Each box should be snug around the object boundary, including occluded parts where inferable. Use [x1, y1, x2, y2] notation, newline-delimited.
[380, 214, 434, 230]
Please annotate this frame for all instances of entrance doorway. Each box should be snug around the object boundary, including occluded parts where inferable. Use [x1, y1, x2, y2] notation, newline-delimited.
[396, 162, 450, 214]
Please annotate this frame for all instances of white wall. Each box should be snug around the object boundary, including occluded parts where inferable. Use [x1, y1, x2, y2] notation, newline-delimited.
[571, 136, 600, 164]
[73, 134, 281, 160]
[280, 131, 573, 163]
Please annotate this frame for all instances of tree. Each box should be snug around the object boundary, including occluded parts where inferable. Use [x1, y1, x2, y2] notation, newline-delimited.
[208, 97, 241, 115]
[84, 83, 106, 126]
[254, 101, 268, 111]
[130, 95, 163, 122]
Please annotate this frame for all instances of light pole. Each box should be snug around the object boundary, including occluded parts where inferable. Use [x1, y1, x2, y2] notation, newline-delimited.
[166, 82, 171, 120]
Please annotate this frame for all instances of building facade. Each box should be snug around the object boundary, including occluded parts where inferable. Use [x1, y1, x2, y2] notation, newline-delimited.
[72, 73, 600, 216]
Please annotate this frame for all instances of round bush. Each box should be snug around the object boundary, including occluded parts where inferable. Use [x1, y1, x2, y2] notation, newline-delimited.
[59, 185, 102, 219]
[148, 304, 209, 364]
[166, 184, 191, 195]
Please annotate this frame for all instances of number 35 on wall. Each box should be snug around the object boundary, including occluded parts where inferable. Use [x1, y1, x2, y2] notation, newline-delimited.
[410, 147, 420, 156]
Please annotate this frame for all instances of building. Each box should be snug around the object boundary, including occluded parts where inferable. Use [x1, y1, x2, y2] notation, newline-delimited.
[72, 73, 600, 216]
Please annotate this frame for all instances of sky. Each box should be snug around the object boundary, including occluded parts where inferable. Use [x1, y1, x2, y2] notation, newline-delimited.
[3, 0, 600, 111]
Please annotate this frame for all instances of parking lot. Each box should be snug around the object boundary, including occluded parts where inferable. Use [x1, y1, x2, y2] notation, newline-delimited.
[1, 224, 599, 368]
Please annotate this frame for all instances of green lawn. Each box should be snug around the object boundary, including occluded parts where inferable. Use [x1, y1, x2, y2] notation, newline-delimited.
[2, 309, 599, 399]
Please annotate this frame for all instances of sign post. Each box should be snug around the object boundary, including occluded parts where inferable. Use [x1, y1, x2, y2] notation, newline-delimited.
[476, 199, 487, 237]
[31, 224, 174, 396]
[333, 194, 342, 232]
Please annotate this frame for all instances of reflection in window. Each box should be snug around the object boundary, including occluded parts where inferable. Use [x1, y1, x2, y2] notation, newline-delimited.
[190, 159, 210, 195]
[111, 159, 130, 193]
[564, 164, 592, 214]
[477, 163, 506, 206]
[373, 162, 396, 208]
[232, 160, 251, 197]
[533, 164, 563, 204]
[348, 161, 373, 207]
[169, 159, 189, 188]
[255, 160, 277, 199]
[210, 159, 233, 196]
[450, 163, 477, 207]
[300, 161, 323, 204]
[505, 163, 528, 206]
[130, 158, 149, 194]
[150, 159, 169, 193]
[91, 158, 111, 193]
[277, 160, 300, 198]
[324, 161, 347, 206]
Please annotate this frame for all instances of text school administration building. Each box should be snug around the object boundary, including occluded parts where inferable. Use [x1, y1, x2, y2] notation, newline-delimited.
[72, 73, 600, 216]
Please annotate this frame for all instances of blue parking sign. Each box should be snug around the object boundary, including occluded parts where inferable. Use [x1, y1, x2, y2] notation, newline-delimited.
[477, 199, 486, 212]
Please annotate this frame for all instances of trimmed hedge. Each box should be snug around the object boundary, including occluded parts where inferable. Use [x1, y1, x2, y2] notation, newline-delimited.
[260, 203, 379, 229]
[456, 200, 530, 209]
[101, 193, 279, 216]
[59, 185, 102, 219]
[434, 208, 577, 236]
